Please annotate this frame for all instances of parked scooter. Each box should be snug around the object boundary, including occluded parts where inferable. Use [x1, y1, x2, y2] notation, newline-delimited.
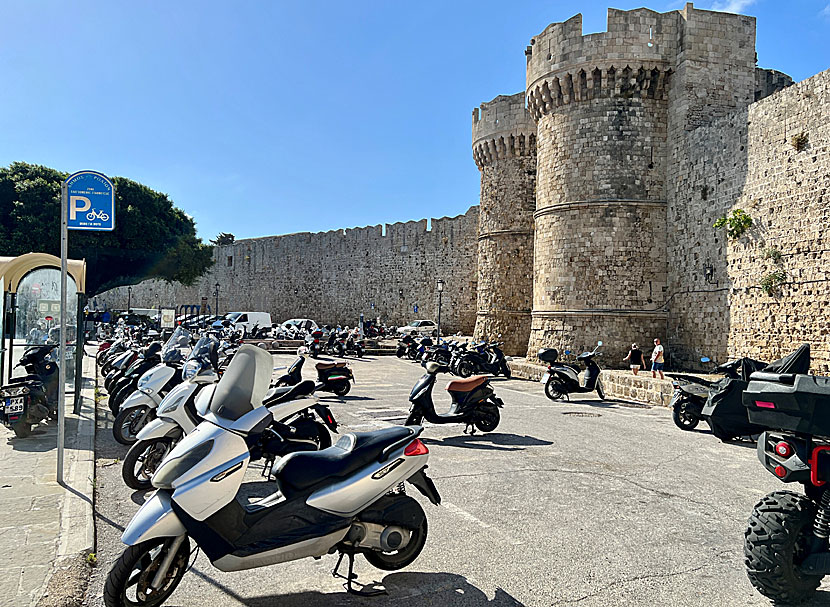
[305, 329, 324, 358]
[456, 340, 510, 378]
[539, 342, 605, 401]
[275, 356, 355, 397]
[405, 361, 504, 433]
[121, 337, 338, 490]
[104, 345, 441, 606]
[107, 343, 163, 415]
[396, 335, 418, 359]
[0, 345, 59, 437]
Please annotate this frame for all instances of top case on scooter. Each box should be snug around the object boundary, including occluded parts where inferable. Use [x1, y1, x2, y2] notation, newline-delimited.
[446, 376, 490, 405]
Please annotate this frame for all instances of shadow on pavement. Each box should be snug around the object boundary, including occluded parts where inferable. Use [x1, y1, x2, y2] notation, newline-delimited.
[190, 570, 525, 606]
[422, 432, 552, 452]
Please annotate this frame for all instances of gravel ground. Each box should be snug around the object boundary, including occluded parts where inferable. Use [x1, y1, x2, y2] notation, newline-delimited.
[85, 354, 830, 606]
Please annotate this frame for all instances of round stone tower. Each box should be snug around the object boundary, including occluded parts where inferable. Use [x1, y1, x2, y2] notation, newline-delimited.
[472, 93, 536, 356]
[524, 9, 672, 362]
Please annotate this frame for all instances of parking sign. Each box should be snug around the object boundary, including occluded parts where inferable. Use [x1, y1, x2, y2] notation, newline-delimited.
[65, 171, 115, 231]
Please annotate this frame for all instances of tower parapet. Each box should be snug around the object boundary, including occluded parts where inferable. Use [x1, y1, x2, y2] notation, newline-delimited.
[472, 93, 536, 355]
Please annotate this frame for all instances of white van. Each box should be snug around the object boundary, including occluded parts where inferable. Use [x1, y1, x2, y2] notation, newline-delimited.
[224, 311, 272, 334]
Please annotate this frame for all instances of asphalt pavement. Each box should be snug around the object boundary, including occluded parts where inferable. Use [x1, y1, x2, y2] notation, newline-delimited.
[86, 353, 830, 606]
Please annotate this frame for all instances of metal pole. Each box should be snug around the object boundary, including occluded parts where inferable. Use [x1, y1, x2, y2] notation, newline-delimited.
[437, 291, 442, 345]
[58, 182, 67, 484]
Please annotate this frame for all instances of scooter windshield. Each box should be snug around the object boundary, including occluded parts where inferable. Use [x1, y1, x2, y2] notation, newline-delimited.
[209, 344, 273, 421]
[162, 327, 191, 361]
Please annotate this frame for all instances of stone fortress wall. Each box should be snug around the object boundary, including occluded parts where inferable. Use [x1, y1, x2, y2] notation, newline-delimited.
[471, 93, 536, 355]
[95, 208, 479, 334]
[98, 2, 830, 372]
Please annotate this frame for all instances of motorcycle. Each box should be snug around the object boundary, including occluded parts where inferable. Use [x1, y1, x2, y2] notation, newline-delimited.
[104, 345, 440, 606]
[0, 345, 59, 437]
[741, 357, 830, 603]
[405, 361, 503, 433]
[122, 337, 338, 490]
[539, 341, 605, 401]
[456, 340, 510, 378]
[305, 329, 324, 358]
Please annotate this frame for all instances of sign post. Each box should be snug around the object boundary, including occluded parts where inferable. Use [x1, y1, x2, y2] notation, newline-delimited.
[59, 171, 114, 484]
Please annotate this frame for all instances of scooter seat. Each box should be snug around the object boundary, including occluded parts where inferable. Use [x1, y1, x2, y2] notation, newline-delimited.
[315, 362, 347, 371]
[263, 380, 315, 406]
[446, 376, 488, 393]
[274, 426, 416, 492]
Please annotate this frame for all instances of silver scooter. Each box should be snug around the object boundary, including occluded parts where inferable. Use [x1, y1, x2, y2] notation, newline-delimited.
[104, 345, 440, 606]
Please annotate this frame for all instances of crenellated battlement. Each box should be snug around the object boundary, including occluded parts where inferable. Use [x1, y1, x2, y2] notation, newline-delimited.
[472, 93, 536, 168]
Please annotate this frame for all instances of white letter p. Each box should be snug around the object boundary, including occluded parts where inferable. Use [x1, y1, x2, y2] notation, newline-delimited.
[69, 196, 91, 220]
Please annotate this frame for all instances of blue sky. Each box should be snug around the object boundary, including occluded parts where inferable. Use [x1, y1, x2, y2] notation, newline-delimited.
[1, 1, 828, 240]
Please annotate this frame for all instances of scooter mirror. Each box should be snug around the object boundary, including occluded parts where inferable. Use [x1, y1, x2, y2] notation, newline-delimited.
[564, 350, 572, 355]
[597, 341, 603, 347]
[700, 356, 711, 363]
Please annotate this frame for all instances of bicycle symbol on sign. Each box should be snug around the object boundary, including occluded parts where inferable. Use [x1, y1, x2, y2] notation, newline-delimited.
[86, 209, 110, 222]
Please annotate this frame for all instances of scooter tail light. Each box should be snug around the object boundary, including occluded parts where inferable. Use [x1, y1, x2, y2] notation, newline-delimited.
[775, 441, 794, 458]
[404, 439, 429, 456]
[774, 465, 787, 478]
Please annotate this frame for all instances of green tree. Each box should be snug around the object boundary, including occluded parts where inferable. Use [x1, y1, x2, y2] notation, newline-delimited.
[0, 162, 214, 294]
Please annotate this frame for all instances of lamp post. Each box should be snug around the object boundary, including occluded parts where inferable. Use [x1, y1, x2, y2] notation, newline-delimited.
[127, 285, 132, 311]
[214, 282, 220, 316]
[436, 279, 444, 344]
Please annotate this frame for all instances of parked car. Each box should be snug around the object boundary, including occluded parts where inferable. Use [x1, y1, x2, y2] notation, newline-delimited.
[280, 318, 319, 333]
[397, 319, 438, 337]
[223, 311, 272, 334]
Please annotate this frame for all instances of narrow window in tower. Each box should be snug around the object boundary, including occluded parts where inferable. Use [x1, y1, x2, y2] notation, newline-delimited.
[648, 26, 654, 47]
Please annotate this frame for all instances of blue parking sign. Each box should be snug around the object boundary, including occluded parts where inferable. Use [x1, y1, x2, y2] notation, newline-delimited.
[65, 171, 115, 231]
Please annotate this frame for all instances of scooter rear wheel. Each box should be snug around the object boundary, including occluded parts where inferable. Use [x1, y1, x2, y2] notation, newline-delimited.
[544, 378, 567, 401]
[363, 502, 427, 571]
[332, 381, 351, 397]
[12, 421, 32, 438]
[474, 405, 500, 433]
[104, 536, 190, 607]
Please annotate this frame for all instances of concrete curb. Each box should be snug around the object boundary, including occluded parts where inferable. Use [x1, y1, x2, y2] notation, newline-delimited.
[56, 352, 96, 559]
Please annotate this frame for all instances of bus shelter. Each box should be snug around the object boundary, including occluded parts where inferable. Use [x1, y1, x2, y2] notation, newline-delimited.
[0, 253, 87, 410]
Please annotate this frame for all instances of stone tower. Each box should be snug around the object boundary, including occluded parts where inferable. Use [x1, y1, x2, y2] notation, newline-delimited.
[472, 93, 536, 355]
[524, 8, 674, 361]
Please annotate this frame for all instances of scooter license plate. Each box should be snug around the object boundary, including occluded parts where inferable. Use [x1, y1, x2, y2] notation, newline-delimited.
[540, 373, 550, 384]
[5, 398, 24, 414]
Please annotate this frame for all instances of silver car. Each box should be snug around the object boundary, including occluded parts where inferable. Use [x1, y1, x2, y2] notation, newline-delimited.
[397, 320, 437, 337]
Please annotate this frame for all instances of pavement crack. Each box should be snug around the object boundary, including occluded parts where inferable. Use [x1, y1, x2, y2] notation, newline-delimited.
[549, 551, 732, 605]
[434, 467, 707, 505]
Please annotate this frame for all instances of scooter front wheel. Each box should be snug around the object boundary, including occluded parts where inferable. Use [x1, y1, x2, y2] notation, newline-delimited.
[113, 406, 152, 446]
[457, 360, 475, 378]
[595, 379, 605, 401]
[122, 437, 175, 491]
[672, 400, 699, 431]
[104, 536, 190, 607]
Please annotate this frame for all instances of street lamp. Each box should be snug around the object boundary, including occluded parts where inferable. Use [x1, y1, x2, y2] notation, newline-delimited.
[436, 279, 444, 344]
[214, 282, 220, 316]
[127, 286, 132, 312]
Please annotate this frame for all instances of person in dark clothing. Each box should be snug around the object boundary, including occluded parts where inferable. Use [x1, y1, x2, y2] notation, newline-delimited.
[623, 343, 646, 375]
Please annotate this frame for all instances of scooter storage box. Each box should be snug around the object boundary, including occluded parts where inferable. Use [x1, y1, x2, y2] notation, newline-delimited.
[743, 373, 830, 436]
[538, 348, 558, 363]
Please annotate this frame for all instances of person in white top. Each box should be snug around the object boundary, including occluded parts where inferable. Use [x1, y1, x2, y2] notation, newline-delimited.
[651, 338, 665, 379]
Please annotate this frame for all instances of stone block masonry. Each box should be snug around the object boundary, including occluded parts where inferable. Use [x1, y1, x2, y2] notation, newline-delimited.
[96, 207, 479, 334]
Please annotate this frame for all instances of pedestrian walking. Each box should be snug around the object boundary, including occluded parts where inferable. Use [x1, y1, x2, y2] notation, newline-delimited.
[622, 343, 646, 375]
[651, 337, 665, 379]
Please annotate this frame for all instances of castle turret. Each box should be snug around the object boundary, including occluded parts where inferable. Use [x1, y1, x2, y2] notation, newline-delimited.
[525, 8, 675, 361]
[472, 93, 536, 355]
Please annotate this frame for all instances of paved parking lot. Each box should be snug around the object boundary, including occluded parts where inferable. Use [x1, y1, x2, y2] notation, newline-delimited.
[88, 354, 830, 606]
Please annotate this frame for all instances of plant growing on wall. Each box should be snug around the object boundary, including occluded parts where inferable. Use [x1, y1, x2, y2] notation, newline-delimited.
[791, 132, 809, 151]
[713, 209, 753, 239]
[760, 270, 786, 296]
[762, 247, 783, 263]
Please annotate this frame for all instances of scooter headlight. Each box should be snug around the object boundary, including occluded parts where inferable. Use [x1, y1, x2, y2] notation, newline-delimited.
[137, 373, 153, 389]
[182, 360, 202, 381]
[152, 439, 214, 489]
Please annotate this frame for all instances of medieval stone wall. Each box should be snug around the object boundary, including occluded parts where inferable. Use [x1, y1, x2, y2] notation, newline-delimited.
[472, 93, 536, 355]
[669, 69, 830, 371]
[95, 208, 480, 334]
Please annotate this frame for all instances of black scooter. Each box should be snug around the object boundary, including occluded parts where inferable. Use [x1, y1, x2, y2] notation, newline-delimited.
[405, 361, 504, 434]
[456, 341, 511, 378]
[275, 356, 354, 396]
[539, 341, 605, 401]
[0, 345, 60, 437]
[396, 335, 418, 359]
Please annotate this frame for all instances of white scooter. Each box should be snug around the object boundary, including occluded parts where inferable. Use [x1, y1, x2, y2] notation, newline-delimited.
[104, 345, 441, 606]
[122, 337, 337, 490]
[112, 328, 192, 445]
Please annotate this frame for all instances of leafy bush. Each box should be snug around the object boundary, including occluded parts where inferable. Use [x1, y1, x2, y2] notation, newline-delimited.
[760, 270, 786, 296]
[713, 209, 753, 239]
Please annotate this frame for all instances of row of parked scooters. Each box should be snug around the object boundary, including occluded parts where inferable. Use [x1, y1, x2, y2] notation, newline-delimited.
[395, 335, 511, 378]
